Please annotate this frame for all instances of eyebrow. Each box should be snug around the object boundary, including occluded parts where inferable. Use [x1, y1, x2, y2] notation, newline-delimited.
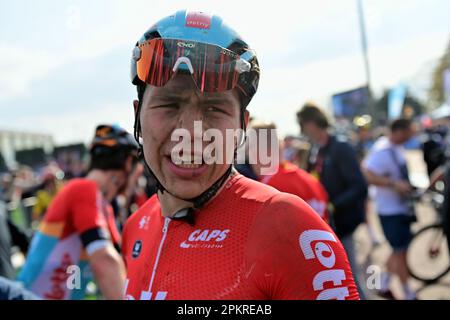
[152, 91, 234, 105]
[153, 92, 188, 101]
[201, 96, 234, 105]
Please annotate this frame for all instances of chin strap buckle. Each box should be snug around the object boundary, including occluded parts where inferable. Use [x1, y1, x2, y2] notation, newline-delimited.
[171, 207, 196, 226]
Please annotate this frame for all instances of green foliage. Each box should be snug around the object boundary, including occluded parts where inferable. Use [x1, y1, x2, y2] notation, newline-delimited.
[428, 41, 450, 108]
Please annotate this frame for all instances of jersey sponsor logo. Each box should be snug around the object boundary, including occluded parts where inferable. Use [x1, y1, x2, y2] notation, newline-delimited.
[180, 229, 230, 249]
[125, 291, 168, 300]
[299, 230, 350, 300]
[132, 240, 143, 259]
[44, 252, 73, 300]
[139, 216, 150, 230]
[124, 279, 167, 300]
[138, 290, 168, 300]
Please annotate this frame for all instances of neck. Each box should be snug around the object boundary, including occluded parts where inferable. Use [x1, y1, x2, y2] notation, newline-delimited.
[389, 136, 400, 145]
[86, 170, 118, 202]
[251, 157, 284, 181]
[158, 191, 192, 218]
[316, 130, 329, 147]
[158, 172, 235, 218]
[250, 163, 262, 180]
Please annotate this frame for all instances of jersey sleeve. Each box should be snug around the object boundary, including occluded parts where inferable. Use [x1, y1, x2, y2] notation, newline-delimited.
[266, 168, 329, 223]
[300, 171, 330, 223]
[121, 216, 131, 269]
[245, 193, 359, 300]
[69, 181, 111, 255]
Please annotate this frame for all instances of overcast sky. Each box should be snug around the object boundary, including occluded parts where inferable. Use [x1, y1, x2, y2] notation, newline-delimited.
[1, 0, 449, 144]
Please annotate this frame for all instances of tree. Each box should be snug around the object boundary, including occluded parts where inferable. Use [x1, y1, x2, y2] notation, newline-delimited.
[428, 40, 450, 109]
[375, 89, 425, 125]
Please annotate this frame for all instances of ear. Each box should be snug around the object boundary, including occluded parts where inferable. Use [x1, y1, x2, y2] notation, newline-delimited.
[125, 155, 134, 173]
[244, 110, 250, 128]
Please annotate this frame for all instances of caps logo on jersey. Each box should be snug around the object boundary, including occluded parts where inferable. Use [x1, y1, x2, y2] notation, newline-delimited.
[132, 240, 143, 258]
[180, 229, 230, 249]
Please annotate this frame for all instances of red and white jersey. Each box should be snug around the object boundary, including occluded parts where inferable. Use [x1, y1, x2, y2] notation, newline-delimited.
[18, 179, 121, 300]
[260, 162, 329, 223]
[122, 174, 358, 300]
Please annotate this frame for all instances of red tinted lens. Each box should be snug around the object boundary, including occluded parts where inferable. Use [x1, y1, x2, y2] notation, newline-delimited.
[137, 39, 173, 87]
[189, 44, 240, 92]
[136, 39, 241, 92]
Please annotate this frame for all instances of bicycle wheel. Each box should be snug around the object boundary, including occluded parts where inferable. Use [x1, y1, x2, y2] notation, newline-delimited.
[407, 224, 450, 283]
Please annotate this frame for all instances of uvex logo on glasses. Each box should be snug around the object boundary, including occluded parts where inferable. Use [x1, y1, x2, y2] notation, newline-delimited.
[177, 41, 196, 48]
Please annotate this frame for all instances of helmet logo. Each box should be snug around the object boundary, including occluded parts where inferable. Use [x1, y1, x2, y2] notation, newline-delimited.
[185, 12, 211, 29]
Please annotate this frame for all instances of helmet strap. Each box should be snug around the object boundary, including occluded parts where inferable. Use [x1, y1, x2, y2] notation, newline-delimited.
[134, 94, 242, 225]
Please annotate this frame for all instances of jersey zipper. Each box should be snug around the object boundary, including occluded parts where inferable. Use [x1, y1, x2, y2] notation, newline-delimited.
[146, 217, 170, 295]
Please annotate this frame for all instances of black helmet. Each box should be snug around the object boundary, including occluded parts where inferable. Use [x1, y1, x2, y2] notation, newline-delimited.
[90, 124, 139, 156]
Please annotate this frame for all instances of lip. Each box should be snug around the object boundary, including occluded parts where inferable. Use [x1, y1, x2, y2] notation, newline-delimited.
[164, 156, 209, 179]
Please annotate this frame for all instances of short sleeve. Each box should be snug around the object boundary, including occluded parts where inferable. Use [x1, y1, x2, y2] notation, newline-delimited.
[245, 193, 360, 300]
[363, 149, 391, 176]
[69, 181, 111, 252]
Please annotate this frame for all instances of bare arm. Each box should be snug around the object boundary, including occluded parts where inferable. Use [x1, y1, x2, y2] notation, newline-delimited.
[362, 168, 411, 196]
[429, 166, 445, 190]
[362, 168, 393, 187]
[89, 245, 126, 300]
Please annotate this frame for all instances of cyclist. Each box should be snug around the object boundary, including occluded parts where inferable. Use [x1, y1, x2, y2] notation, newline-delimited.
[244, 120, 329, 223]
[122, 10, 358, 300]
[18, 125, 140, 300]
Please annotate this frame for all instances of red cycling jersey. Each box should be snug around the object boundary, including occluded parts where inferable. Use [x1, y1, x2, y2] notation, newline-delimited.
[18, 179, 121, 300]
[260, 161, 329, 223]
[122, 174, 358, 300]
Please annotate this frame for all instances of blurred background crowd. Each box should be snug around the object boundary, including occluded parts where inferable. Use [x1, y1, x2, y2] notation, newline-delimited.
[1, 0, 450, 300]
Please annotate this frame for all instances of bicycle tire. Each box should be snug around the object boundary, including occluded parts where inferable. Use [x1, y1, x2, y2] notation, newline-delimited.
[407, 224, 450, 283]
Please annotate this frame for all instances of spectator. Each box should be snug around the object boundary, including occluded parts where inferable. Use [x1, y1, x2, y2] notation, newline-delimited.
[0, 199, 30, 279]
[354, 124, 375, 164]
[297, 102, 368, 299]
[352, 122, 381, 247]
[0, 200, 14, 279]
[0, 277, 39, 300]
[283, 136, 311, 170]
[245, 120, 330, 223]
[422, 125, 447, 177]
[32, 165, 64, 224]
[362, 118, 417, 300]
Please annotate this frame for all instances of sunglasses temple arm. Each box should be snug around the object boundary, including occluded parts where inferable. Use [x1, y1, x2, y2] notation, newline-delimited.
[235, 59, 251, 74]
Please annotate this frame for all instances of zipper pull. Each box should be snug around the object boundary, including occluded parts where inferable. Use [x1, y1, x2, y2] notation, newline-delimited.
[162, 217, 170, 233]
